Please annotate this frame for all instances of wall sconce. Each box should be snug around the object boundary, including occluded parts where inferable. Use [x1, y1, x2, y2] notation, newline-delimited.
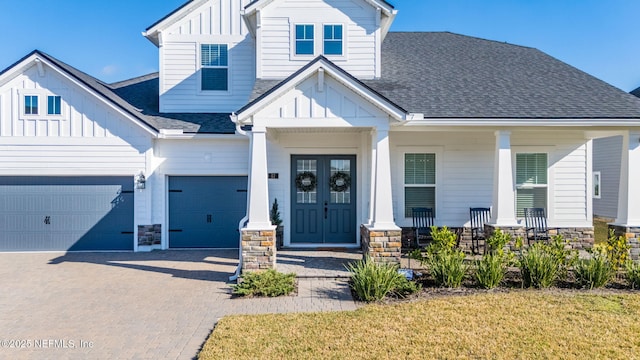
[135, 171, 146, 190]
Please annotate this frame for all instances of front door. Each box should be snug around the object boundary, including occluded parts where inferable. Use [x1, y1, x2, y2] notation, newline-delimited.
[291, 155, 356, 244]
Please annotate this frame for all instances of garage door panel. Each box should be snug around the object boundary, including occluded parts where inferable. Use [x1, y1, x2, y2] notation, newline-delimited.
[0, 177, 134, 251]
[169, 176, 247, 249]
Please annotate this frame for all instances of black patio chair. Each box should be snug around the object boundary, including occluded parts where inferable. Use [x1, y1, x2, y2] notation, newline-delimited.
[524, 207, 557, 245]
[469, 207, 491, 254]
[412, 207, 434, 248]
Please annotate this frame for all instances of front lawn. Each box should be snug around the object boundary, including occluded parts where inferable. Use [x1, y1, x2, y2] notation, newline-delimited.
[199, 291, 640, 359]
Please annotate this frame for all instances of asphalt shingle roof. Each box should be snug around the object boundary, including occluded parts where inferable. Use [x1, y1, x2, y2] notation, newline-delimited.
[632, 86, 640, 98]
[361, 32, 640, 119]
[28, 51, 235, 134]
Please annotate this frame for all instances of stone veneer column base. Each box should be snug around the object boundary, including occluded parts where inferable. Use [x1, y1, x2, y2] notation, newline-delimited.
[361, 225, 402, 265]
[609, 225, 640, 261]
[485, 224, 594, 251]
[241, 229, 276, 272]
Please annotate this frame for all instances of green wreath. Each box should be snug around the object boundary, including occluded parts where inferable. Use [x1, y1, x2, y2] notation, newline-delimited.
[295, 171, 317, 192]
[330, 172, 351, 192]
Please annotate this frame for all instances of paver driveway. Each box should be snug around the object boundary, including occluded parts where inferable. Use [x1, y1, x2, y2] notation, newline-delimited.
[0, 250, 357, 360]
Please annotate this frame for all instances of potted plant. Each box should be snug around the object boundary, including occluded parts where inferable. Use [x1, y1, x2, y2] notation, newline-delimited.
[270, 198, 284, 249]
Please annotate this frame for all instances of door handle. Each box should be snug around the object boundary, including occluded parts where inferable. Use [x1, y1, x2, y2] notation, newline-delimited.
[44, 216, 51, 225]
[207, 214, 212, 223]
[324, 206, 328, 219]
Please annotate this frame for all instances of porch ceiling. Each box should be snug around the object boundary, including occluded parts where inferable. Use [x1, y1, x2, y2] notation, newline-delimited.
[270, 127, 369, 134]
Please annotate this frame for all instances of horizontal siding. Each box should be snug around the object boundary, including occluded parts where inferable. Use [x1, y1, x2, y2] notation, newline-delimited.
[593, 136, 622, 218]
[260, 0, 377, 79]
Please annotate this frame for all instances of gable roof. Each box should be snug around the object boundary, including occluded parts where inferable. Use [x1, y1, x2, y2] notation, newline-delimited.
[235, 55, 406, 123]
[632, 86, 640, 98]
[0, 50, 236, 134]
[361, 32, 640, 119]
[143, 0, 207, 46]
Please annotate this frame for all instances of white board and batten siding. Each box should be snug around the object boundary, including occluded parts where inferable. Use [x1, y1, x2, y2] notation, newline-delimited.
[390, 130, 592, 228]
[159, 0, 256, 113]
[0, 63, 150, 176]
[260, 0, 379, 79]
[592, 136, 622, 219]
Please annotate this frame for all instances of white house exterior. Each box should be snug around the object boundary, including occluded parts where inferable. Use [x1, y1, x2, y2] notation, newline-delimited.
[2, 0, 640, 270]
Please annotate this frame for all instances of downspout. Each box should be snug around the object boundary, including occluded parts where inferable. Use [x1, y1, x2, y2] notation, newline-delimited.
[230, 114, 250, 281]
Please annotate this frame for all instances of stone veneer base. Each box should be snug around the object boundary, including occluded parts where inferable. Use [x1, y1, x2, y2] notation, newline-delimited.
[609, 225, 640, 261]
[361, 225, 402, 265]
[241, 229, 276, 272]
[138, 224, 161, 246]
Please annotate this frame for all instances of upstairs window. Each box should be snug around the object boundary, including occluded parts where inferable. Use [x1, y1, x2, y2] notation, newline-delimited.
[47, 95, 61, 115]
[201, 44, 228, 91]
[323, 25, 343, 55]
[295, 24, 314, 55]
[515, 153, 548, 217]
[24, 95, 38, 115]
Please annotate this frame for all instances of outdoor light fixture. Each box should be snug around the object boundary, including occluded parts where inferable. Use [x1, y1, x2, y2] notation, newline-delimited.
[135, 171, 146, 190]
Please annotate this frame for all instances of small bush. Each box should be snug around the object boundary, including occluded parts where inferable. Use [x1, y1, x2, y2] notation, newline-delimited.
[425, 249, 467, 288]
[606, 229, 631, 270]
[626, 261, 640, 289]
[393, 277, 422, 298]
[486, 229, 512, 255]
[475, 253, 508, 289]
[429, 226, 458, 251]
[574, 250, 614, 289]
[347, 257, 406, 302]
[233, 269, 296, 297]
[519, 242, 562, 288]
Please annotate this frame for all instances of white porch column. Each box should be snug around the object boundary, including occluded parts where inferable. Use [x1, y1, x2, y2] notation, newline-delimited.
[245, 126, 273, 229]
[370, 128, 399, 230]
[490, 130, 519, 226]
[615, 131, 640, 226]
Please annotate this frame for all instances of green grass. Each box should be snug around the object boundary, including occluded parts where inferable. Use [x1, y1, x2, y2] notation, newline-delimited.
[198, 292, 640, 359]
[594, 218, 609, 244]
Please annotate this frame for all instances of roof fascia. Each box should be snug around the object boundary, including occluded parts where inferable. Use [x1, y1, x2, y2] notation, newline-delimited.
[143, 0, 208, 47]
[234, 59, 406, 123]
[21, 54, 158, 137]
[399, 118, 640, 127]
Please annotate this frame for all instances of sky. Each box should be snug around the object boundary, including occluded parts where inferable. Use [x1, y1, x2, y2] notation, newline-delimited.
[0, 0, 638, 92]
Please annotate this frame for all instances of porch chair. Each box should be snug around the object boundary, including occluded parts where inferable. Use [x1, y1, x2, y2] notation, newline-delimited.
[412, 207, 435, 248]
[469, 207, 491, 254]
[523, 207, 557, 245]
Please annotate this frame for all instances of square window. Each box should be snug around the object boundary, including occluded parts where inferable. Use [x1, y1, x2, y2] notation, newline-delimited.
[295, 24, 314, 55]
[24, 95, 38, 115]
[201, 44, 228, 91]
[47, 95, 61, 115]
[323, 25, 343, 55]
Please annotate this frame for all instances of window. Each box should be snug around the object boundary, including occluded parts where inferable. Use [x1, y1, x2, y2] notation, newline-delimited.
[323, 25, 343, 55]
[295, 24, 314, 55]
[24, 95, 38, 115]
[404, 153, 436, 217]
[201, 44, 228, 91]
[515, 153, 548, 217]
[593, 171, 601, 199]
[47, 95, 61, 115]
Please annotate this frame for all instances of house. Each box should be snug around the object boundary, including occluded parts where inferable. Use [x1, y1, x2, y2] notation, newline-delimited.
[2, 0, 640, 271]
[593, 86, 640, 220]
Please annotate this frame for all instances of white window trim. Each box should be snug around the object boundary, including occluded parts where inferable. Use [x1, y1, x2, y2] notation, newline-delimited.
[290, 23, 316, 60]
[593, 171, 601, 199]
[512, 147, 554, 220]
[19, 90, 65, 119]
[322, 23, 347, 59]
[23, 94, 39, 116]
[197, 43, 231, 95]
[396, 146, 443, 227]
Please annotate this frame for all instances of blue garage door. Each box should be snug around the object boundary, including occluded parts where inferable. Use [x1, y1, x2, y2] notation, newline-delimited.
[0, 177, 134, 251]
[168, 176, 247, 248]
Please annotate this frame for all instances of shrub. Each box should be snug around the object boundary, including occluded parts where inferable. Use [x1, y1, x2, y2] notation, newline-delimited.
[519, 242, 563, 288]
[429, 226, 458, 251]
[475, 253, 508, 289]
[486, 229, 512, 255]
[425, 249, 468, 288]
[546, 234, 578, 280]
[233, 269, 296, 297]
[606, 229, 631, 271]
[574, 249, 614, 289]
[346, 257, 406, 302]
[626, 261, 640, 289]
[393, 277, 422, 298]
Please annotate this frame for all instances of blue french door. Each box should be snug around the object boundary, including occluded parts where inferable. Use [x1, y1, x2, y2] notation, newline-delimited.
[291, 155, 356, 244]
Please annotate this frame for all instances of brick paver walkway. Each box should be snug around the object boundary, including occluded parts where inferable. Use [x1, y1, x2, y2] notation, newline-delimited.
[0, 250, 358, 359]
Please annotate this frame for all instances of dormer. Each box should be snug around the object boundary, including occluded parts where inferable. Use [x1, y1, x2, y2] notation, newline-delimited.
[242, 0, 397, 80]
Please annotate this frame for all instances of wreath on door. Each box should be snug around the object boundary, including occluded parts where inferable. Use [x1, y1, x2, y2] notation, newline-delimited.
[295, 171, 317, 192]
[329, 172, 351, 192]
